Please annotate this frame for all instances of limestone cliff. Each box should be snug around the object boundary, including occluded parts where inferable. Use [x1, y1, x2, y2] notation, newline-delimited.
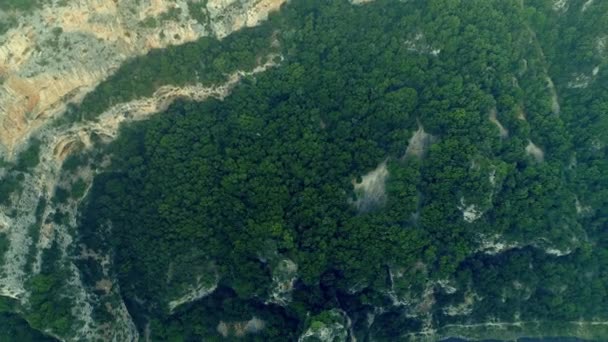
[0, 0, 285, 158]
[0, 1, 285, 340]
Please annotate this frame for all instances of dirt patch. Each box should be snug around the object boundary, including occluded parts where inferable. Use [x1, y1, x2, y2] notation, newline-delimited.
[525, 140, 544, 162]
[404, 125, 436, 158]
[352, 161, 389, 212]
[517, 105, 527, 121]
[217, 317, 265, 337]
[489, 107, 509, 138]
[0, 0, 287, 157]
[95, 279, 113, 294]
[458, 197, 483, 223]
[546, 76, 560, 115]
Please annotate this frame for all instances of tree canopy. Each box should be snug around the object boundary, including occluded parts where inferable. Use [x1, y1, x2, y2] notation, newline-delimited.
[3, 0, 608, 340]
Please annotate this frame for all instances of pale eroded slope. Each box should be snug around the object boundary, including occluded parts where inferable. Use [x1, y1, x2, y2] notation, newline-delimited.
[0, 0, 285, 157]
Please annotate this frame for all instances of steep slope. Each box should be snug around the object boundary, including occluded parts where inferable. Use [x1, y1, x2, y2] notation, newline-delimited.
[0, 0, 284, 157]
[74, 1, 608, 340]
[0, 1, 284, 340]
[1, 0, 607, 340]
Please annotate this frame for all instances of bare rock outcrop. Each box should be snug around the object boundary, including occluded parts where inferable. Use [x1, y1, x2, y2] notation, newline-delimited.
[0, 0, 286, 157]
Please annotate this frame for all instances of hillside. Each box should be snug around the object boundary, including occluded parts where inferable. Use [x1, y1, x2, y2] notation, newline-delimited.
[0, 0, 607, 340]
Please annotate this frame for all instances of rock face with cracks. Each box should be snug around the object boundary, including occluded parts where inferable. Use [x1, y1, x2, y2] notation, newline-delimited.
[1, 0, 607, 340]
[0, 54, 280, 341]
[352, 161, 389, 212]
[0, 0, 286, 158]
[0, 1, 284, 339]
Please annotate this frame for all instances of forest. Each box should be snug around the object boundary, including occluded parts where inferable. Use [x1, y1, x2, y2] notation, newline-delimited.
[2, 0, 608, 340]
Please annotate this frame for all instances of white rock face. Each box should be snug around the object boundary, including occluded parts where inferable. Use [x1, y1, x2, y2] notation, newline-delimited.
[575, 197, 592, 215]
[349, 0, 375, 5]
[544, 247, 572, 257]
[352, 161, 389, 212]
[477, 234, 520, 255]
[567, 73, 591, 88]
[0, 6, 283, 338]
[597, 36, 607, 57]
[168, 276, 219, 312]
[0, 0, 286, 157]
[436, 279, 457, 295]
[458, 197, 483, 223]
[267, 258, 298, 305]
[443, 292, 477, 316]
[384, 263, 437, 316]
[404, 33, 441, 56]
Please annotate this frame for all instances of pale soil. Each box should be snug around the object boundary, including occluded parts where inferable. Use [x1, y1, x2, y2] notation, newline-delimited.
[0, 54, 281, 340]
[404, 125, 435, 158]
[267, 258, 298, 305]
[0, 0, 286, 157]
[352, 161, 388, 212]
[217, 317, 266, 338]
[489, 107, 509, 138]
[525, 140, 545, 162]
[546, 76, 561, 115]
[582, 0, 596, 12]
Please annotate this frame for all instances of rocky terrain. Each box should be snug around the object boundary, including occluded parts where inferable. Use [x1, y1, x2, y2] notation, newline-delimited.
[0, 0, 284, 340]
[0, 0, 285, 159]
[0, 0, 607, 340]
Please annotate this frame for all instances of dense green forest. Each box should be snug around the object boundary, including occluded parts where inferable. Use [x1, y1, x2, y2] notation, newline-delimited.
[0, 296, 57, 341]
[0, 0, 40, 11]
[0, 313, 57, 341]
[74, 0, 608, 339]
[2, 0, 607, 340]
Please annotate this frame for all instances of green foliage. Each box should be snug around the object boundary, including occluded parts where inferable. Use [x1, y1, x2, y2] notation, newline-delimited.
[0, 15, 18, 35]
[77, 23, 276, 121]
[523, 0, 608, 241]
[24, 242, 77, 338]
[61, 153, 86, 173]
[16, 138, 42, 171]
[0, 173, 24, 206]
[70, 179, 87, 199]
[0, 312, 57, 342]
[187, 1, 209, 26]
[158, 7, 182, 22]
[68, 0, 608, 340]
[0, 234, 8, 266]
[148, 287, 299, 341]
[52, 187, 69, 204]
[140, 16, 158, 29]
[0, 0, 40, 11]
